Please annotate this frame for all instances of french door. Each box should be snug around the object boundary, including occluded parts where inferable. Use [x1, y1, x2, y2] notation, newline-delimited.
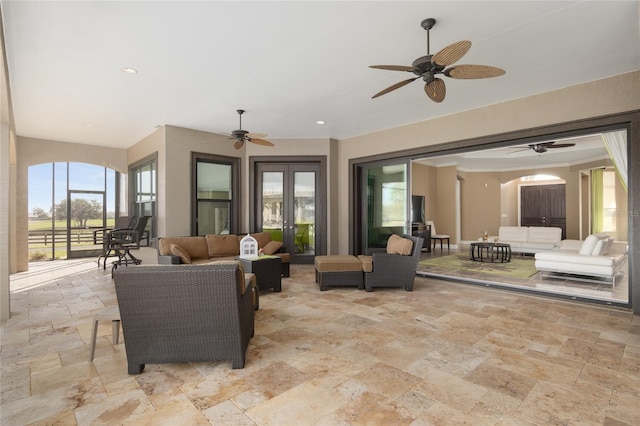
[255, 162, 323, 264]
[520, 184, 567, 239]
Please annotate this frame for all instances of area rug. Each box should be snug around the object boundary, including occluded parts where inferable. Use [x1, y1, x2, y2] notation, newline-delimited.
[419, 253, 538, 279]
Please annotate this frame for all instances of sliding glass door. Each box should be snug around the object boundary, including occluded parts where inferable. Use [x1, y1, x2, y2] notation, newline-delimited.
[356, 160, 411, 254]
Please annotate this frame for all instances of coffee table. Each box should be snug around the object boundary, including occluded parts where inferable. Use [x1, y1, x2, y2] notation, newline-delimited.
[237, 256, 282, 292]
[469, 242, 512, 263]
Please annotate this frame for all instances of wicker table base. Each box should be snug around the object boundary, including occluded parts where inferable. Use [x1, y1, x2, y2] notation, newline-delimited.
[238, 257, 282, 292]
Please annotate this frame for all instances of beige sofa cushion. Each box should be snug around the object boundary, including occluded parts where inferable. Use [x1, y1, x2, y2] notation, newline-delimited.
[158, 236, 209, 260]
[170, 244, 191, 264]
[206, 234, 240, 257]
[386, 234, 413, 255]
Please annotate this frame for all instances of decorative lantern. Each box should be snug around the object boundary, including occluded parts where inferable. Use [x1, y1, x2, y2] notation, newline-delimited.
[239, 234, 258, 259]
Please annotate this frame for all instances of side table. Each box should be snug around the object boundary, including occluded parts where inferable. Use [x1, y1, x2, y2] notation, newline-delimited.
[469, 242, 512, 263]
[237, 256, 282, 292]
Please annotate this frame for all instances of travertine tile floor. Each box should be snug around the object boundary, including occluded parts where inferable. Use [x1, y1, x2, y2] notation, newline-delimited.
[2, 257, 639, 425]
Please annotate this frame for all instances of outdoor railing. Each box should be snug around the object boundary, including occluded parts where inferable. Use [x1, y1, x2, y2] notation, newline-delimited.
[28, 227, 107, 246]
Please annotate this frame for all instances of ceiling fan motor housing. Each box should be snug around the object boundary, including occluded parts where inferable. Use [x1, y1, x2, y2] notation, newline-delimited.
[231, 129, 248, 139]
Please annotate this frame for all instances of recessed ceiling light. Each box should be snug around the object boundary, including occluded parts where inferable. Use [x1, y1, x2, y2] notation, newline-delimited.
[121, 67, 138, 74]
[85, 123, 95, 127]
[316, 120, 326, 125]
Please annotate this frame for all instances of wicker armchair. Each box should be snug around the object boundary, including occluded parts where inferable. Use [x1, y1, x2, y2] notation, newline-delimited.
[358, 234, 423, 292]
[113, 263, 254, 374]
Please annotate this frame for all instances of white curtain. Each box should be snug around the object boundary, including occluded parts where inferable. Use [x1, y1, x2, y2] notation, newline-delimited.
[602, 130, 628, 192]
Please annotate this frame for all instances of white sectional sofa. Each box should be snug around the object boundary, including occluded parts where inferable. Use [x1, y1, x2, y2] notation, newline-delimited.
[534, 233, 627, 285]
[487, 226, 562, 254]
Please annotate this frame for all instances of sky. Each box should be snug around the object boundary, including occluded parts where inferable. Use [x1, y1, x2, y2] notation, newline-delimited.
[28, 162, 116, 216]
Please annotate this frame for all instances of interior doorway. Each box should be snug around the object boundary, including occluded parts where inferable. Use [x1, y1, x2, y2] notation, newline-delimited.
[520, 183, 567, 239]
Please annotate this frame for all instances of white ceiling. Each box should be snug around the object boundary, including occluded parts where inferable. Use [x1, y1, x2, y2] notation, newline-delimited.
[2, 1, 639, 151]
[414, 133, 611, 172]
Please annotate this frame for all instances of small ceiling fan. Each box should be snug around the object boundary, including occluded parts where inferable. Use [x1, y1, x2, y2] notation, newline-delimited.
[369, 18, 505, 102]
[512, 141, 577, 154]
[229, 109, 273, 149]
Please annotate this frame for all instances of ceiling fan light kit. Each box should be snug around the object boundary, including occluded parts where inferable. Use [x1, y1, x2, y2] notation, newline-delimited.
[229, 109, 273, 149]
[370, 18, 506, 102]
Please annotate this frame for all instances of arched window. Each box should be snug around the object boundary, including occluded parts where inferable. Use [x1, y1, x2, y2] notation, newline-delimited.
[28, 162, 118, 261]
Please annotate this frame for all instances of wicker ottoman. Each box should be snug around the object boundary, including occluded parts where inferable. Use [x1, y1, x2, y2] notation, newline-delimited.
[314, 255, 364, 291]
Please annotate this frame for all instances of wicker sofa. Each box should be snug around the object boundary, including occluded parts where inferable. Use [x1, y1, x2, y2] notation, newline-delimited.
[157, 232, 290, 277]
[112, 263, 255, 373]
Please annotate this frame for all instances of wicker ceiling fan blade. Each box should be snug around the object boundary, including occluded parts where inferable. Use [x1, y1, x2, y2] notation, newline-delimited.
[372, 77, 419, 99]
[444, 64, 506, 79]
[432, 40, 471, 66]
[369, 65, 416, 72]
[249, 138, 274, 147]
[246, 132, 267, 139]
[547, 143, 576, 148]
[425, 78, 446, 103]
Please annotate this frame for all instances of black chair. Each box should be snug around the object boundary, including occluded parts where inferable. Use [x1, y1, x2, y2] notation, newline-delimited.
[358, 234, 423, 292]
[97, 216, 137, 269]
[110, 216, 151, 271]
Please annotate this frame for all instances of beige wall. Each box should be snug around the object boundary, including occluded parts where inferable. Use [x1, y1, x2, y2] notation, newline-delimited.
[435, 166, 458, 242]
[1, 21, 15, 320]
[338, 71, 640, 253]
[0, 123, 13, 321]
[458, 171, 502, 240]
[126, 126, 338, 246]
[129, 125, 240, 238]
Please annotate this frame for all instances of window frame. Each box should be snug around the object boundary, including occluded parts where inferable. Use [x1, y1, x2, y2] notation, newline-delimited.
[191, 152, 240, 236]
[128, 153, 157, 244]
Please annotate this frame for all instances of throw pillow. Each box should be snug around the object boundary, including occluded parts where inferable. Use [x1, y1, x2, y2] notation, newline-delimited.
[170, 243, 191, 264]
[250, 232, 272, 249]
[386, 234, 413, 255]
[262, 240, 283, 255]
[591, 240, 605, 256]
[578, 234, 599, 256]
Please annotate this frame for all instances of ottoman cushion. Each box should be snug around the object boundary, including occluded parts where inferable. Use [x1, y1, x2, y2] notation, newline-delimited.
[314, 255, 363, 272]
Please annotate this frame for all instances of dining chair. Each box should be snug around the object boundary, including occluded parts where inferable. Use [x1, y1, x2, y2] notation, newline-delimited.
[426, 220, 450, 252]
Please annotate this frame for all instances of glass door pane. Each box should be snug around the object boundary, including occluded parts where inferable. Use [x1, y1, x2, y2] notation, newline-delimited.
[197, 201, 230, 234]
[256, 163, 321, 263]
[67, 190, 106, 258]
[363, 162, 409, 252]
[262, 171, 284, 242]
[294, 171, 315, 255]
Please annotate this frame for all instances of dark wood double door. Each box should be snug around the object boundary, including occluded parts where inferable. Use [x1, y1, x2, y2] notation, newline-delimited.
[520, 184, 566, 239]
